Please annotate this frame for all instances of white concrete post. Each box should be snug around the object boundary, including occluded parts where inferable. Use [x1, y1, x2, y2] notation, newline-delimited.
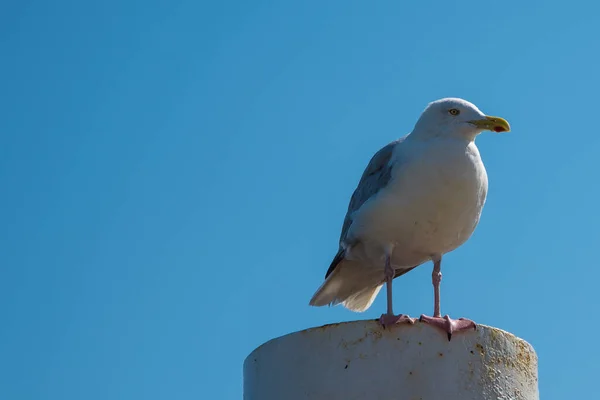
[243, 320, 538, 400]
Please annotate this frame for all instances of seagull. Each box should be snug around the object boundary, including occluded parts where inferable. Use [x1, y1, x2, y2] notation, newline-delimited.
[309, 98, 510, 340]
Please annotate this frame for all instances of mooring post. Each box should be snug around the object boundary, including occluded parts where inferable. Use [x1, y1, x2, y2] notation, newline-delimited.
[243, 320, 538, 399]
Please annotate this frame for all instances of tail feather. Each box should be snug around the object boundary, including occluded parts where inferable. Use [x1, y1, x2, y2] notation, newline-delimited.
[341, 284, 383, 312]
[309, 260, 383, 312]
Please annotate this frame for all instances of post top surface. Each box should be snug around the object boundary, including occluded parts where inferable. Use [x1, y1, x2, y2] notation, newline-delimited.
[245, 319, 536, 375]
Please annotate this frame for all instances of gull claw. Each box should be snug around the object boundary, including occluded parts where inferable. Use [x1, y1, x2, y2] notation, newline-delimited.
[419, 314, 476, 341]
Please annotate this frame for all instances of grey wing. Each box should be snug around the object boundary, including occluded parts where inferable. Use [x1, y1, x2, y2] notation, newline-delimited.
[325, 137, 405, 278]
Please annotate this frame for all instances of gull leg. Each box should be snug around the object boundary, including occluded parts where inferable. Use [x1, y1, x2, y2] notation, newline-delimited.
[420, 258, 476, 340]
[379, 247, 416, 327]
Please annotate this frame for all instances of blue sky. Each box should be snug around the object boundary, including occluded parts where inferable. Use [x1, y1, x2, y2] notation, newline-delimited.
[1, 1, 598, 398]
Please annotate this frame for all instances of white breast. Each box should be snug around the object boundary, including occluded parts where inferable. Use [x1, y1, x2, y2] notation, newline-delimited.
[346, 138, 488, 268]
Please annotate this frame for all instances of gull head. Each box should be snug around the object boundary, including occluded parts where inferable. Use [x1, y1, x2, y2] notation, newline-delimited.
[412, 98, 510, 140]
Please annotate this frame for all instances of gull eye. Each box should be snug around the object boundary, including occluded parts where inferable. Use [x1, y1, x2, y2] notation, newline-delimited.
[448, 108, 460, 116]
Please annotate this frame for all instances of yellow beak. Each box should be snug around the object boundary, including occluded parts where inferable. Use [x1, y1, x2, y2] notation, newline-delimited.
[468, 116, 511, 133]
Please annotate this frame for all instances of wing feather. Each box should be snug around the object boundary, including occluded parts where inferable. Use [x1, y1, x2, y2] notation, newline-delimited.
[325, 137, 406, 278]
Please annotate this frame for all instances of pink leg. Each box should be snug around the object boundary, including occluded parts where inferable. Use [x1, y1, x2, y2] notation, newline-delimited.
[379, 249, 416, 328]
[419, 258, 476, 340]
